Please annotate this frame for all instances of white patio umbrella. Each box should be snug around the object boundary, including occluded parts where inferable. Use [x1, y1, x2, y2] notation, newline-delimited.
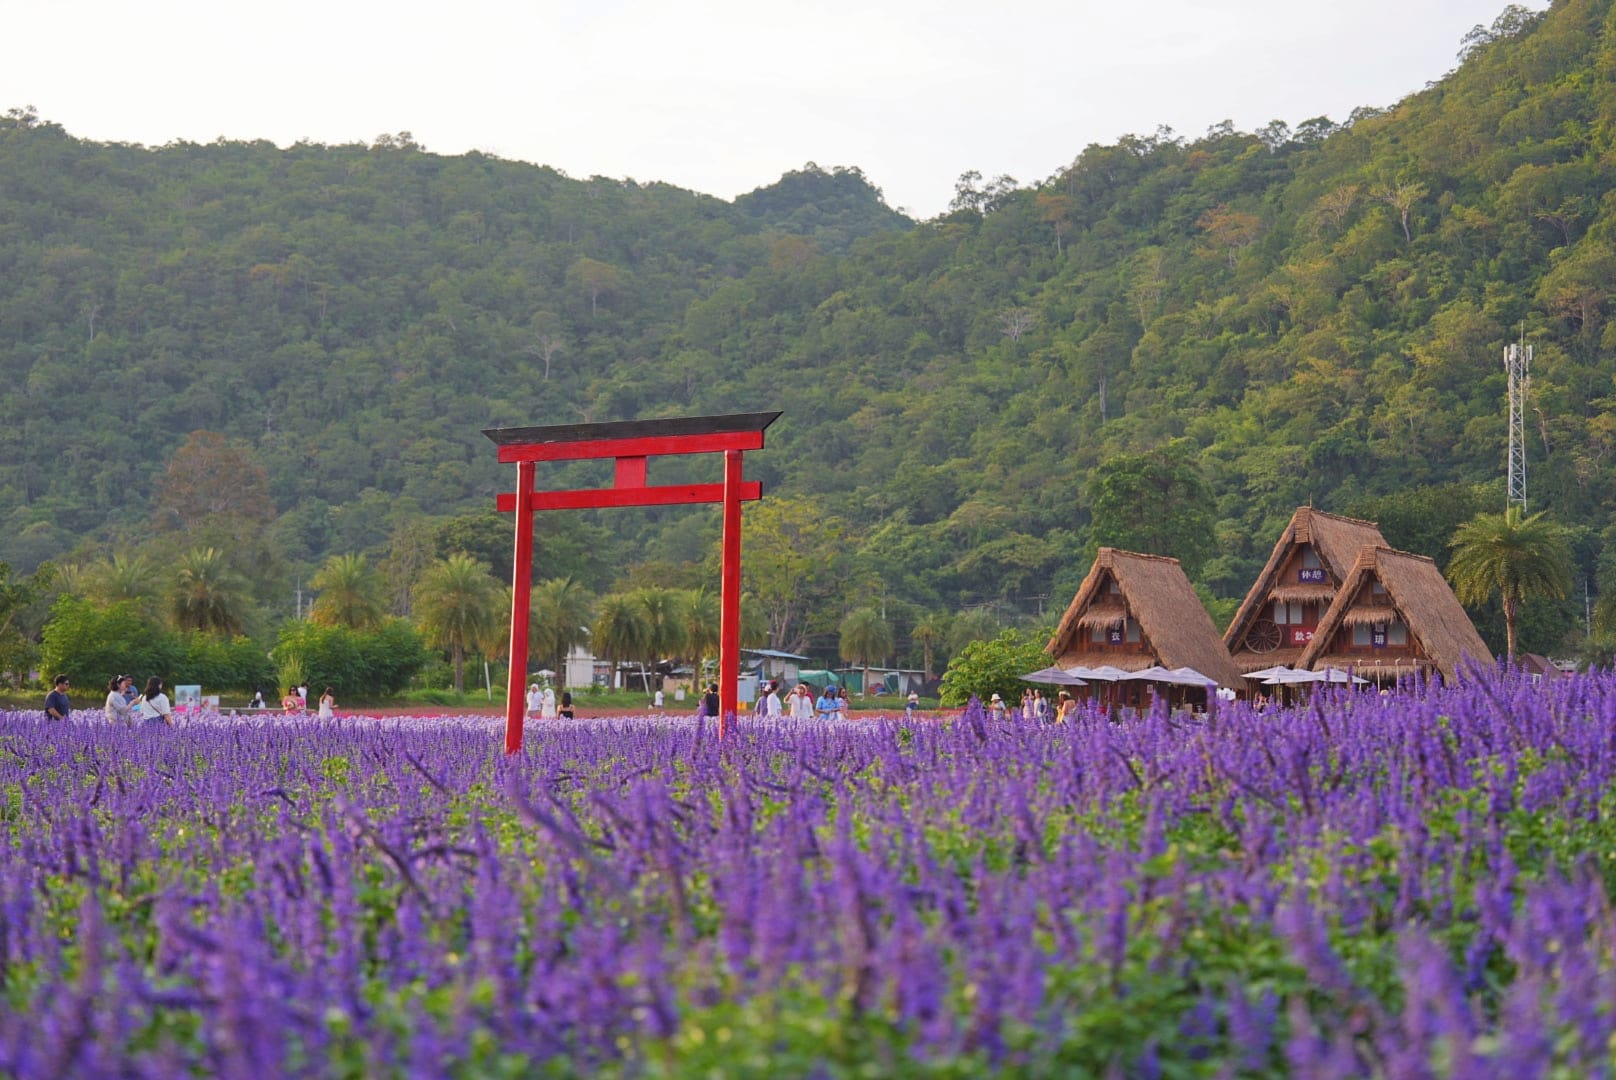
[1243, 665, 1299, 680]
[1066, 664, 1134, 682]
[1166, 666, 1219, 687]
[1261, 669, 1325, 685]
[1020, 666, 1089, 686]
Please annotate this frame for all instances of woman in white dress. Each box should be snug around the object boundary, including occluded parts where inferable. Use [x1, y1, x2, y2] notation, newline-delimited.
[318, 687, 336, 719]
[541, 686, 557, 720]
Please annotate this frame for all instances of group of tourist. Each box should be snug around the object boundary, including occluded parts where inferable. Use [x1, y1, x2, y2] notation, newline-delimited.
[989, 688, 1077, 723]
[276, 684, 337, 717]
[524, 683, 575, 721]
[38, 673, 176, 726]
[40, 675, 342, 725]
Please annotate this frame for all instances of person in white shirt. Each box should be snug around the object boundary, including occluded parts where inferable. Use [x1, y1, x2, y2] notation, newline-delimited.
[134, 676, 175, 727]
[105, 675, 134, 724]
[762, 682, 782, 718]
[790, 684, 815, 720]
[526, 683, 544, 720]
[653, 687, 665, 711]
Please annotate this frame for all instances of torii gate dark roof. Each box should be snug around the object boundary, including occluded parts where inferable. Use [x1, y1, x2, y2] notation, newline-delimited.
[483, 411, 781, 448]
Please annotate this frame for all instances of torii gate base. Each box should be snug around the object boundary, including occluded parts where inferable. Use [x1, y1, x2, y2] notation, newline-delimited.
[484, 412, 779, 753]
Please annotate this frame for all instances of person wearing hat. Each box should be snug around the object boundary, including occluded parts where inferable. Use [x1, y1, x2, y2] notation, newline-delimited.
[988, 692, 1008, 721]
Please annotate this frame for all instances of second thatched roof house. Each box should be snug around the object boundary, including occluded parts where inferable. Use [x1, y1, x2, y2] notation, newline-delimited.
[1297, 547, 1493, 683]
[1224, 507, 1389, 673]
[1048, 548, 1243, 688]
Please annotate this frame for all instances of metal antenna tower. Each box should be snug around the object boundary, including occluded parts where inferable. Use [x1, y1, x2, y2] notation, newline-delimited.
[1505, 340, 1530, 513]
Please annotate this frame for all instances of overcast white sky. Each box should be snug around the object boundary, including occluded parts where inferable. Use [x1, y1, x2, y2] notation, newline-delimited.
[0, 0, 1546, 218]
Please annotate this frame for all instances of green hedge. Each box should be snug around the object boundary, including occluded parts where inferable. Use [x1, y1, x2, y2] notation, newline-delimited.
[273, 619, 428, 700]
[40, 597, 276, 693]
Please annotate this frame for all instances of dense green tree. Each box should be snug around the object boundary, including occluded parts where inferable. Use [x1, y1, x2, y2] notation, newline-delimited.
[0, 561, 55, 684]
[1086, 442, 1216, 579]
[40, 597, 176, 689]
[275, 618, 428, 699]
[7, 0, 1616, 642]
[938, 629, 1051, 707]
[1447, 508, 1574, 661]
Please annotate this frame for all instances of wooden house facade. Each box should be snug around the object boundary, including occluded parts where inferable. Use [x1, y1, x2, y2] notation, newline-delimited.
[1048, 548, 1243, 688]
[1224, 508, 1389, 673]
[1297, 547, 1492, 682]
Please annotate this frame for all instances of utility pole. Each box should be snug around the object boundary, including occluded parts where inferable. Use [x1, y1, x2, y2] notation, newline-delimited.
[1505, 336, 1530, 514]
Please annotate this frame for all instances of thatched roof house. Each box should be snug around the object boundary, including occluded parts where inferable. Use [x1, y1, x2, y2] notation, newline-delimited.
[1048, 548, 1243, 688]
[1224, 507, 1389, 673]
[1297, 547, 1493, 682]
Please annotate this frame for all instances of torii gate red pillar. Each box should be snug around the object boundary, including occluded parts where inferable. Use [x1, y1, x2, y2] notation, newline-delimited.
[485, 412, 779, 753]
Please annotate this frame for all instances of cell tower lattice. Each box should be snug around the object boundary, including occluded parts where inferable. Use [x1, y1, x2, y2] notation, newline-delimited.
[1505, 342, 1530, 513]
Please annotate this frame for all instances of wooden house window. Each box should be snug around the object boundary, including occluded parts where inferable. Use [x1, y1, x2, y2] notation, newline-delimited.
[1125, 617, 1141, 643]
[1388, 621, 1407, 646]
[1352, 624, 1371, 647]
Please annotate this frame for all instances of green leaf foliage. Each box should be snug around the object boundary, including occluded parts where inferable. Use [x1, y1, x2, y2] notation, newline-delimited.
[274, 618, 429, 699]
[938, 628, 1052, 706]
[9, 2, 1616, 659]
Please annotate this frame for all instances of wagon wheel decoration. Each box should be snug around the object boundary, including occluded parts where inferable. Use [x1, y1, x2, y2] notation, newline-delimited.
[1245, 618, 1283, 653]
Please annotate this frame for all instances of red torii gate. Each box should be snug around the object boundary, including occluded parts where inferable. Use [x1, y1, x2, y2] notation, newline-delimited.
[484, 412, 780, 753]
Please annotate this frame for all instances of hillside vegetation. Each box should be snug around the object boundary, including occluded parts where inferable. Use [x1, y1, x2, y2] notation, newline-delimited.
[3, 0, 1614, 660]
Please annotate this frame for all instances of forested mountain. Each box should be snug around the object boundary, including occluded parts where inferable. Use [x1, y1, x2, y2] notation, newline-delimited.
[4, 0, 1614, 660]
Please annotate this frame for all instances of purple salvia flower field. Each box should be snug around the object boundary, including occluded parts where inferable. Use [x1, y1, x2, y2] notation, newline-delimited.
[2, 671, 1616, 1076]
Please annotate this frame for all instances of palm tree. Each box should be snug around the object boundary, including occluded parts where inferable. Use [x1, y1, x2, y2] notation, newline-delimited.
[911, 611, 949, 682]
[83, 552, 161, 615]
[310, 553, 385, 630]
[631, 587, 688, 687]
[1447, 507, 1573, 661]
[840, 607, 894, 697]
[531, 577, 595, 684]
[414, 553, 503, 692]
[169, 547, 251, 636]
[592, 593, 651, 691]
[682, 586, 720, 680]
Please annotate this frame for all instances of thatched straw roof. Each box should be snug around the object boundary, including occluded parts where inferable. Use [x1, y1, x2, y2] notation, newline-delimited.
[1340, 605, 1399, 627]
[1225, 507, 1388, 655]
[1298, 547, 1493, 682]
[1049, 548, 1243, 688]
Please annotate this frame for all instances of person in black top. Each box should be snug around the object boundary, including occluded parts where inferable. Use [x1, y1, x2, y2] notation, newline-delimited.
[701, 681, 720, 718]
[44, 674, 70, 721]
[559, 690, 574, 720]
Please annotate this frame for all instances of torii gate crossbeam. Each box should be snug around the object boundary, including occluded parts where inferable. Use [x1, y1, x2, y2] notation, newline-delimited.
[484, 412, 779, 753]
